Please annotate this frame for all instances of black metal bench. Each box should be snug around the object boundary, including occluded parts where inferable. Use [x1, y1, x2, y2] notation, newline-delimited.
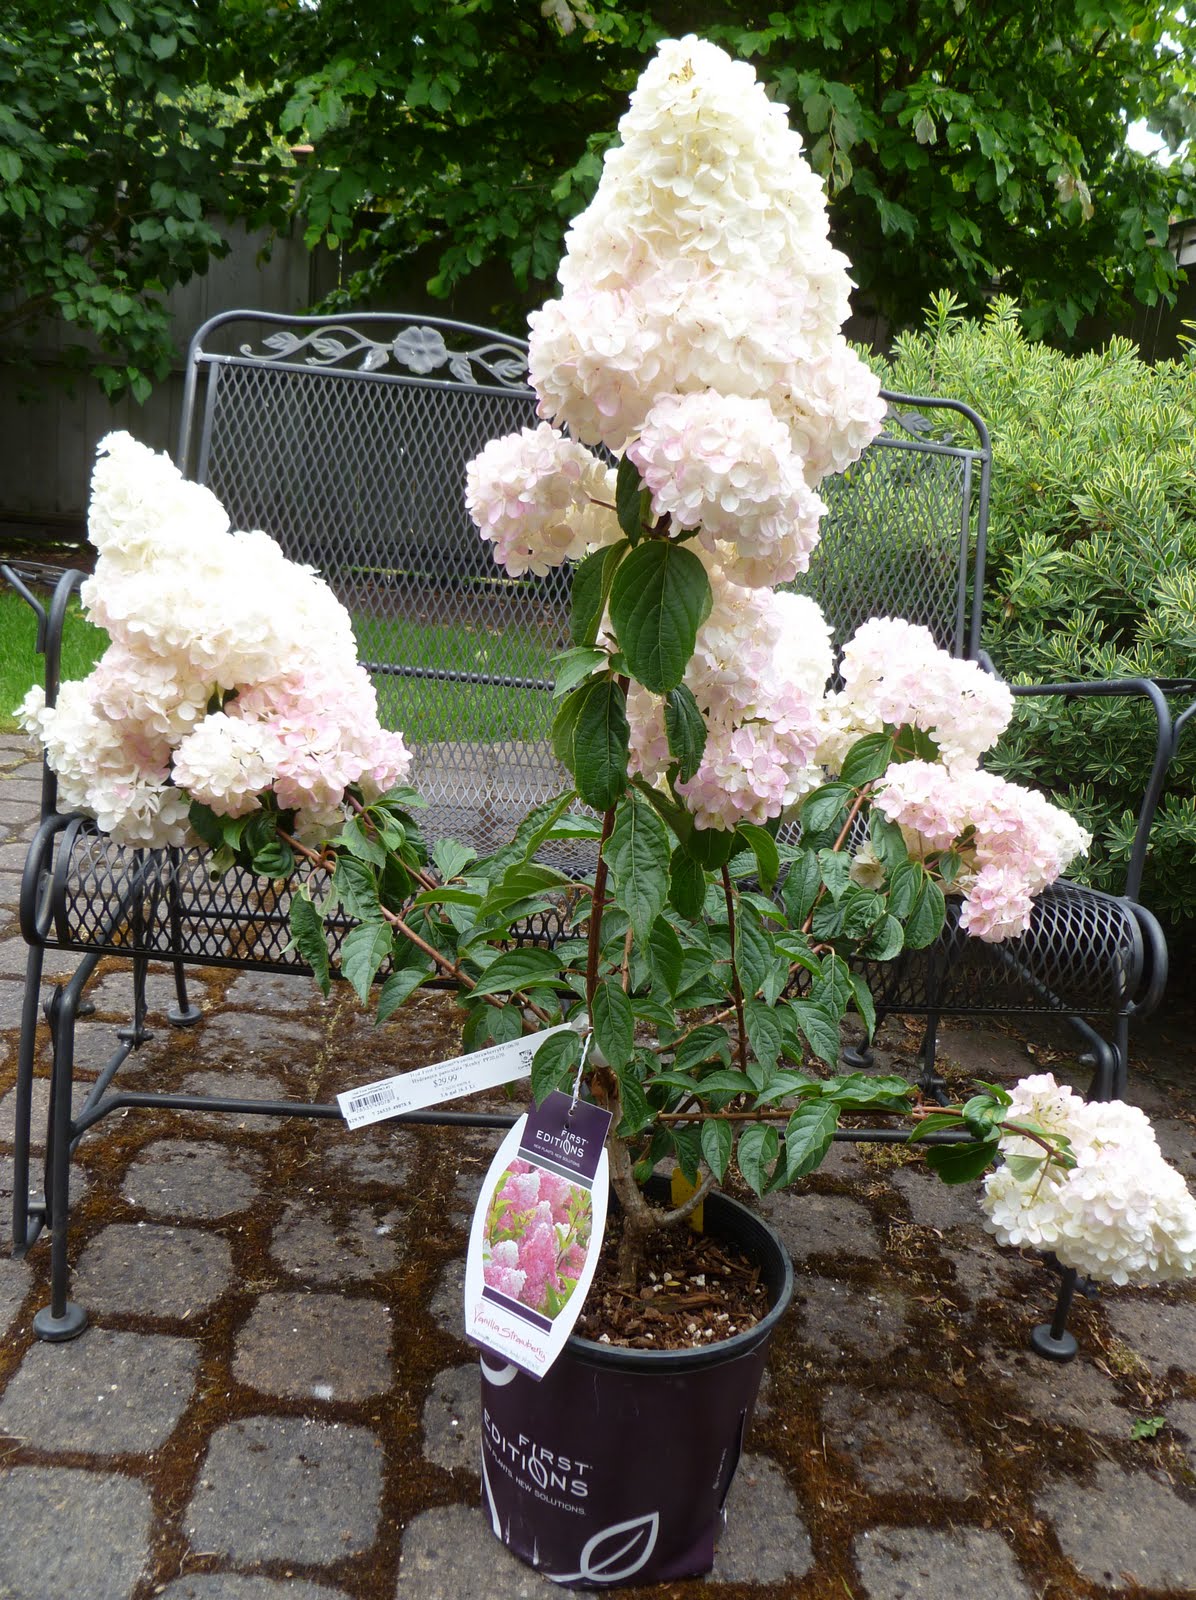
[5, 310, 1188, 1351]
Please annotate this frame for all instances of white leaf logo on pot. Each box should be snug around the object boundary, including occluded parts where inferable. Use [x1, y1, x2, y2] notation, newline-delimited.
[546, 1512, 661, 1585]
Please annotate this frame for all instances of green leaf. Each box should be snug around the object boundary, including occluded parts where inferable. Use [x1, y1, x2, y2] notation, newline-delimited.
[338, 815, 387, 868]
[553, 678, 629, 810]
[251, 839, 295, 878]
[605, 789, 670, 943]
[428, 838, 470, 882]
[615, 454, 650, 541]
[848, 972, 877, 1040]
[736, 823, 780, 895]
[663, 685, 707, 781]
[734, 904, 774, 999]
[289, 893, 332, 995]
[608, 541, 712, 693]
[669, 848, 707, 918]
[701, 1118, 733, 1182]
[905, 877, 947, 950]
[646, 916, 685, 997]
[782, 851, 822, 924]
[570, 541, 627, 646]
[531, 1029, 582, 1106]
[669, 1122, 704, 1184]
[333, 854, 381, 922]
[743, 1000, 783, 1072]
[792, 998, 841, 1066]
[592, 978, 634, 1067]
[869, 811, 909, 868]
[924, 1137, 1000, 1183]
[821, 1073, 913, 1111]
[1003, 1153, 1045, 1183]
[737, 1123, 780, 1196]
[777, 1100, 840, 1184]
[817, 848, 852, 903]
[800, 783, 852, 836]
[886, 860, 922, 920]
[616, 1068, 655, 1137]
[674, 1025, 733, 1075]
[861, 914, 904, 961]
[683, 824, 736, 869]
[470, 946, 564, 997]
[375, 961, 433, 1024]
[338, 920, 393, 1004]
[840, 732, 896, 787]
[552, 646, 608, 698]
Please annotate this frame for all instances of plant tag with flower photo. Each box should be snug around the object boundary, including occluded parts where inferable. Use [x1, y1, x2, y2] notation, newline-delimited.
[336, 1024, 573, 1129]
[464, 1091, 612, 1380]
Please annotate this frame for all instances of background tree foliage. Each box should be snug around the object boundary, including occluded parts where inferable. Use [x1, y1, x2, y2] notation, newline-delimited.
[248, 0, 1196, 339]
[0, 0, 285, 398]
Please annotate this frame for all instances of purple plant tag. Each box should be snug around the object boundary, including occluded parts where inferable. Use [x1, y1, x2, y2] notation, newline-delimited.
[465, 1091, 612, 1380]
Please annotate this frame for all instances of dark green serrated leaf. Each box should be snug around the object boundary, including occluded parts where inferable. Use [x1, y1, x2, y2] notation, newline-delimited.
[800, 783, 851, 836]
[646, 916, 685, 997]
[924, 1136, 1000, 1184]
[289, 893, 332, 995]
[743, 1000, 783, 1072]
[776, 1100, 840, 1185]
[675, 1025, 733, 1076]
[605, 789, 670, 943]
[669, 848, 707, 918]
[375, 961, 433, 1025]
[339, 919, 393, 1005]
[701, 1118, 733, 1182]
[792, 998, 841, 1066]
[905, 876, 947, 950]
[571, 541, 627, 646]
[663, 684, 707, 781]
[616, 1068, 655, 1137]
[782, 850, 822, 924]
[608, 540, 711, 693]
[531, 1028, 581, 1106]
[737, 1123, 780, 1196]
[736, 823, 780, 895]
[551, 646, 609, 698]
[669, 1121, 703, 1184]
[861, 913, 905, 961]
[840, 732, 896, 787]
[734, 903, 773, 999]
[615, 453, 648, 541]
[592, 977, 634, 1067]
[470, 946, 564, 997]
[557, 678, 629, 810]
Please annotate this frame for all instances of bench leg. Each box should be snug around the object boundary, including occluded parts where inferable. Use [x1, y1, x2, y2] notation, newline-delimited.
[32, 981, 88, 1342]
[166, 849, 202, 1026]
[1030, 1266, 1079, 1363]
[11, 943, 46, 1253]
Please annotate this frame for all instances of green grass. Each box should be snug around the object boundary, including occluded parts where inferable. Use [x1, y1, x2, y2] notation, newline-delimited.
[0, 587, 549, 743]
[0, 587, 107, 732]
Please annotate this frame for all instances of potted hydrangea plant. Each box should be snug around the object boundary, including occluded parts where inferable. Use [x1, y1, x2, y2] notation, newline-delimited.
[19, 33, 1196, 1591]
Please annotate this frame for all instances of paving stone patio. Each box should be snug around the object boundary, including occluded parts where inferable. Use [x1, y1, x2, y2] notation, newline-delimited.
[1, 729, 1195, 1599]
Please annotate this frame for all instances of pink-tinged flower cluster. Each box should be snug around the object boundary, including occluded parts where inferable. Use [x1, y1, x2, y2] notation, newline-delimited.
[830, 618, 1014, 770]
[628, 580, 832, 831]
[981, 1075, 1196, 1285]
[464, 423, 619, 577]
[19, 434, 411, 847]
[873, 761, 1092, 940]
[482, 1159, 592, 1318]
[470, 36, 885, 589]
[626, 393, 826, 586]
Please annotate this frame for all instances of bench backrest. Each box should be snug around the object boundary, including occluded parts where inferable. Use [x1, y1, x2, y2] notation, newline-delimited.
[178, 311, 991, 845]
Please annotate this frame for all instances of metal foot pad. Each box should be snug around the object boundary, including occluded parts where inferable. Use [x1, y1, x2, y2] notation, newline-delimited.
[168, 1005, 203, 1027]
[1029, 1323, 1078, 1363]
[33, 1302, 89, 1343]
[841, 1045, 874, 1070]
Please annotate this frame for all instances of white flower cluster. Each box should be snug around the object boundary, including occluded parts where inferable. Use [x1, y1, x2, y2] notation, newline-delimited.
[828, 617, 1015, 770]
[464, 423, 619, 577]
[981, 1075, 1196, 1285]
[20, 434, 411, 847]
[468, 34, 886, 589]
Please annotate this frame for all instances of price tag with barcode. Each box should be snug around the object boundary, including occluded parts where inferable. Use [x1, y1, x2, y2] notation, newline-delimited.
[336, 1023, 573, 1130]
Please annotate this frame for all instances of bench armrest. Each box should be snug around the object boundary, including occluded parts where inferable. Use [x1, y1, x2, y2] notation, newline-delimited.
[1009, 676, 1191, 905]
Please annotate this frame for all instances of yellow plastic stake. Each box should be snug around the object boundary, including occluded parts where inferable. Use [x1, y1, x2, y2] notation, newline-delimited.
[671, 1167, 704, 1233]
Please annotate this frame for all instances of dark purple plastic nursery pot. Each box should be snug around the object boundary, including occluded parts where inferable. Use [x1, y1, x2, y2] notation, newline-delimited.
[477, 1178, 794, 1587]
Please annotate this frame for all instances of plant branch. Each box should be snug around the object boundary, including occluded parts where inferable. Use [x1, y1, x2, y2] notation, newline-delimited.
[721, 866, 749, 1074]
[586, 806, 616, 1009]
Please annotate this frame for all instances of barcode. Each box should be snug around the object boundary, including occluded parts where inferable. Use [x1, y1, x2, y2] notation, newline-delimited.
[347, 1088, 398, 1113]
